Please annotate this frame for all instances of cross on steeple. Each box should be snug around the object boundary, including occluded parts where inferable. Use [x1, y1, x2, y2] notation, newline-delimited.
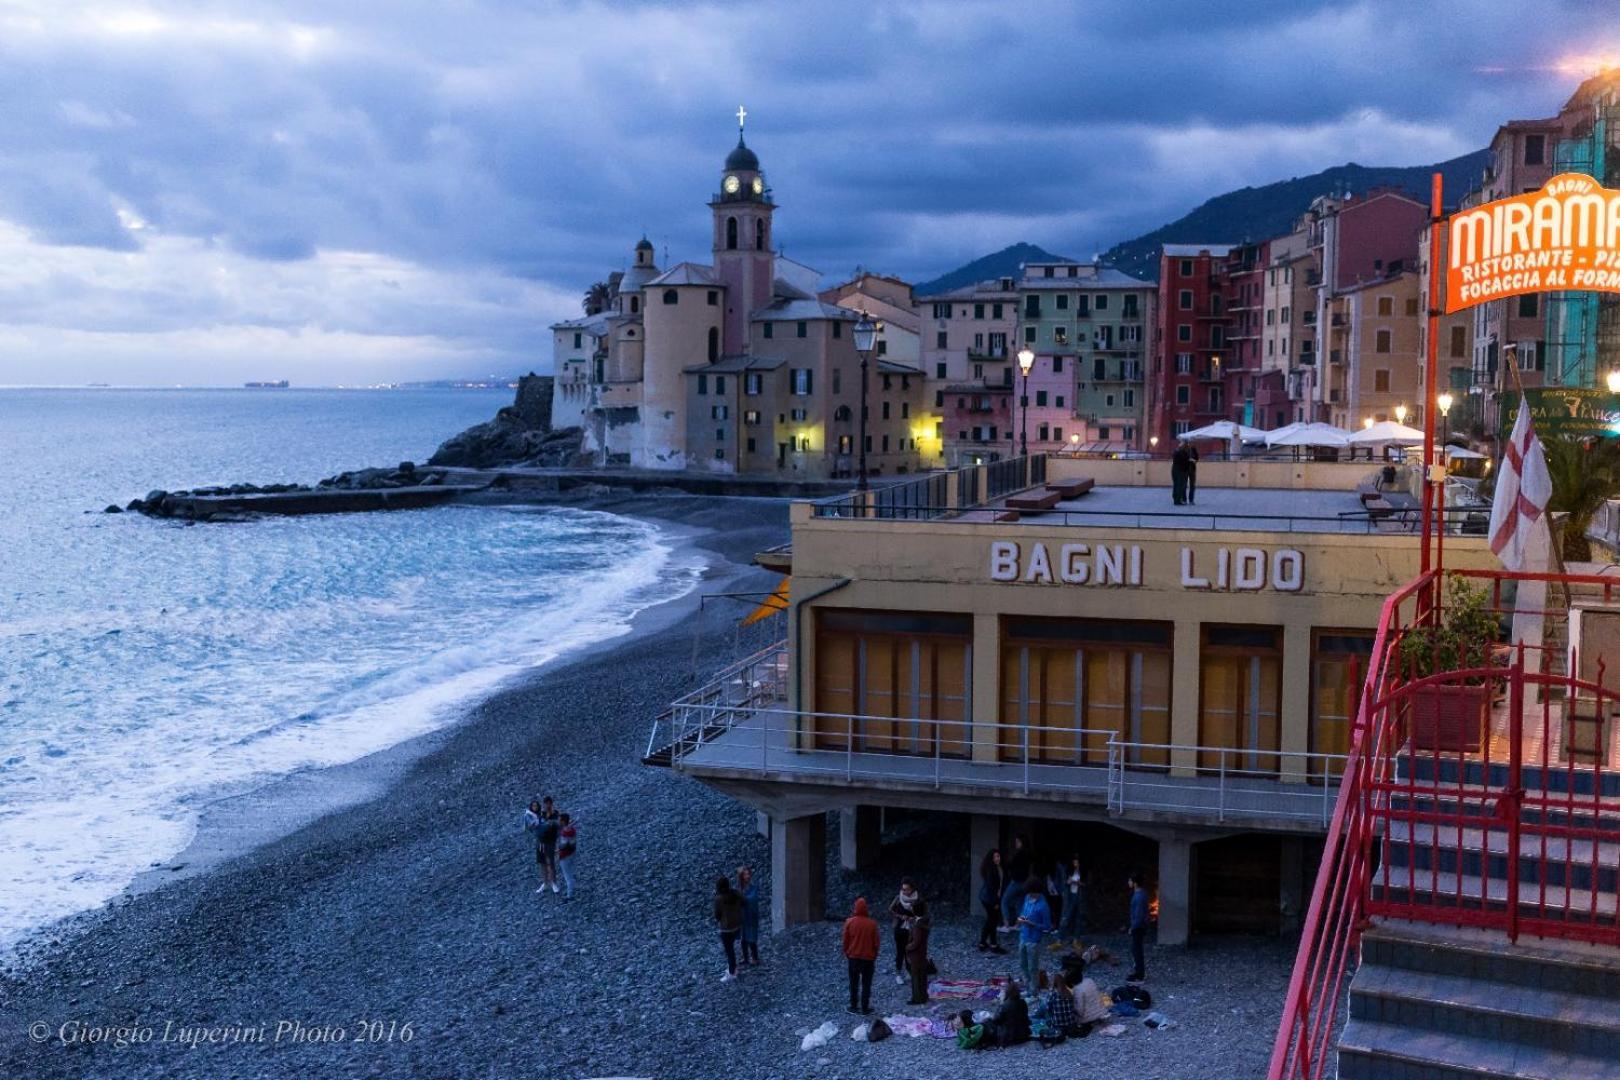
[736, 105, 747, 132]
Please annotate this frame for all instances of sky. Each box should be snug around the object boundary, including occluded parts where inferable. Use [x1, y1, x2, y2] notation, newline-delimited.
[0, 0, 1615, 386]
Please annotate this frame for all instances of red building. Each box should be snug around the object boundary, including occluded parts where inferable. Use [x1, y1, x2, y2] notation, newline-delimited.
[1148, 244, 1235, 446]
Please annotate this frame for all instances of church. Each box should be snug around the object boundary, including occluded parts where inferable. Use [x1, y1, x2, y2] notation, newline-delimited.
[550, 116, 931, 478]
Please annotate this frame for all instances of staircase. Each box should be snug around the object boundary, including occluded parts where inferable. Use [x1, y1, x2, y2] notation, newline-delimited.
[1339, 919, 1620, 1078]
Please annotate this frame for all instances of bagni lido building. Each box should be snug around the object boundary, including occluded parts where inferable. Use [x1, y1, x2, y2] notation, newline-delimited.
[648, 456, 1497, 940]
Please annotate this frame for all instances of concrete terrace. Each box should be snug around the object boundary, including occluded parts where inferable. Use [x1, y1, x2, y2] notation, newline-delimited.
[973, 483, 1384, 533]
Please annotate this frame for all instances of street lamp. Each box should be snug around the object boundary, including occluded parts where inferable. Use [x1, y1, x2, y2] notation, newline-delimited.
[1436, 391, 1454, 446]
[852, 315, 879, 492]
[1608, 368, 1620, 394]
[1149, 435, 1159, 453]
[1394, 403, 1408, 425]
[1069, 432, 1080, 455]
[1364, 417, 1375, 429]
[1017, 347, 1035, 456]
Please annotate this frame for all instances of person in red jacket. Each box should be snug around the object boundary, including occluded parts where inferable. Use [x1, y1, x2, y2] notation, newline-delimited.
[842, 897, 880, 1014]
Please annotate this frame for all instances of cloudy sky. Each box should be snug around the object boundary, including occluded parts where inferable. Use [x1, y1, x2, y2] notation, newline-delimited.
[0, 0, 1614, 386]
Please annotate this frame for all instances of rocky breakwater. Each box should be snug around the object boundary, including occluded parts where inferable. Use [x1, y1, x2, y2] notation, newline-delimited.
[427, 372, 582, 468]
[120, 461, 467, 521]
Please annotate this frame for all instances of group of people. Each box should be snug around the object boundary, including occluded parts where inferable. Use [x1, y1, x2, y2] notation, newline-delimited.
[978, 838, 1087, 965]
[959, 951, 1111, 1050]
[838, 878, 932, 1013]
[1170, 443, 1200, 505]
[712, 868, 762, 983]
[522, 795, 578, 899]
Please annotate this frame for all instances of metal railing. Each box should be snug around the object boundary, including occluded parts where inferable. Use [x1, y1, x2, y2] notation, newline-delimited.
[1268, 567, 1620, 1080]
[809, 455, 1047, 520]
[1108, 741, 1347, 827]
[815, 503, 1491, 535]
[645, 642, 788, 762]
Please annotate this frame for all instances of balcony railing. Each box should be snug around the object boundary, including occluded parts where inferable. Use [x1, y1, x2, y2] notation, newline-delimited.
[1268, 567, 1620, 1080]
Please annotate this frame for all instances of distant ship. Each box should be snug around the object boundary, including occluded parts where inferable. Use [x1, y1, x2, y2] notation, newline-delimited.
[244, 380, 290, 389]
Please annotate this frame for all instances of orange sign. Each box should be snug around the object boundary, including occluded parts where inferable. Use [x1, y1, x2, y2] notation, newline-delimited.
[1446, 172, 1620, 312]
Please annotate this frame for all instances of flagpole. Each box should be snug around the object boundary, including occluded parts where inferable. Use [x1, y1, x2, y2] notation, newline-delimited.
[1421, 172, 1443, 573]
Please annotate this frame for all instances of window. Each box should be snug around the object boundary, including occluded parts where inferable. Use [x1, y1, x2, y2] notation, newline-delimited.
[744, 409, 761, 425]
[726, 217, 738, 249]
[935, 362, 947, 378]
[792, 369, 812, 395]
[1056, 294, 1069, 310]
[1199, 625, 1283, 776]
[1210, 294, 1222, 315]
[763, 322, 773, 339]
[715, 375, 725, 394]
[931, 302, 951, 318]
[937, 331, 948, 348]
[715, 447, 725, 459]
[711, 405, 729, 420]
[755, 219, 765, 251]
[1097, 426, 1109, 439]
[1210, 326, 1224, 348]
[796, 321, 808, 338]
[1281, 306, 1290, 322]
[1173, 420, 1191, 436]
[1176, 385, 1190, 404]
[697, 374, 708, 395]
[877, 340, 887, 355]
[790, 407, 809, 421]
[1055, 395, 1065, 408]
[629, 295, 639, 314]
[1094, 294, 1108, 311]
[993, 303, 1004, 319]
[834, 404, 852, 422]
[707, 290, 718, 306]
[1093, 357, 1105, 380]
[1375, 329, 1391, 354]
[1208, 387, 1222, 412]
[1374, 369, 1391, 393]
[1377, 296, 1393, 316]
[707, 326, 719, 363]
[1405, 297, 1420, 317]
[901, 402, 909, 419]
[1177, 325, 1191, 342]
[1175, 353, 1193, 375]
[1025, 326, 1037, 343]
[832, 321, 842, 338]
[572, 332, 582, 348]
[1449, 325, 1467, 358]
[1025, 295, 1041, 318]
[1053, 326, 1068, 345]
[837, 434, 851, 454]
[1124, 389, 1134, 407]
[1035, 390, 1048, 406]
[1038, 423, 1049, 441]
[881, 435, 890, 452]
[745, 372, 762, 395]
[1105, 394, 1115, 407]
[747, 437, 756, 453]
[1043, 266, 1055, 278]
[1179, 259, 1194, 277]
[974, 303, 985, 319]
[1518, 294, 1539, 318]
[1524, 133, 1545, 166]
[935, 390, 944, 407]
[1053, 427, 1063, 441]
[1178, 289, 1194, 310]
[1052, 356, 1063, 373]
[662, 289, 679, 305]
[1311, 631, 1374, 760]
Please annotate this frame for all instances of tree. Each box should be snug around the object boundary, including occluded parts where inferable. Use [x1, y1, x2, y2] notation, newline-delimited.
[582, 281, 614, 316]
[1541, 435, 1620, 563]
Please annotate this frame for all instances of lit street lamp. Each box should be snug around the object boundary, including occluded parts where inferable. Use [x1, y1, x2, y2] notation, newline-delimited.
[1394, 403, 1408, 425]
[1608, 368, 1620, 394]
[1436, 391, 1454, 448]
[1017, 347, 1035, 457]
[853, 315, 879, 492]
[1149, 435, 1159, 453]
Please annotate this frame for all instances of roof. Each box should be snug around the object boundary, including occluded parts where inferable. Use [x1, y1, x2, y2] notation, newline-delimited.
[550, 313, 612, 334]
[752, 298, 859, 322]
[725, 135, 760, 172]
[1162, 243, 1236, 258]
[916, 281, 1019, 302]
[877, 359, 924, 375]
[834, 294, 921, 334]
[683, 354, 788, 374]
[649, 262, 720, 287]
[618, 263, 660, 292]
[634, 235, 654, 251]
[1021, 266, 1151, 290]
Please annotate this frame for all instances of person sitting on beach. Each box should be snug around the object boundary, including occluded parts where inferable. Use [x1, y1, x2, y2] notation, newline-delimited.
[1038, 971, 1080, 1037]
[714, 875, 744, 983]
[983, 980, 1031, 1047]
[555, 813, 577, 900]
[737, 865, 761, 967]
[1069, 958, 1109, 1031]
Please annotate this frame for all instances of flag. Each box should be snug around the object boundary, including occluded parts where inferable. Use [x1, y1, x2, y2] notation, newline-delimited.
[1488, 401, 1553, 571]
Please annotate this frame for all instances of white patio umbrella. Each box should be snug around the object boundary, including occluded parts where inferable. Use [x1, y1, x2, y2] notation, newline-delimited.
[1347, 420, 1425, 446]
[1265, 422, 1351, 449]
[1255, 421, 1304, 444]
[1177, 420, 1267, 443]
[1445, 444, 1486, 460]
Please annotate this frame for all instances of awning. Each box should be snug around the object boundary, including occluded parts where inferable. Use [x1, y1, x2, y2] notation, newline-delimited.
[741, 577, 790, 626]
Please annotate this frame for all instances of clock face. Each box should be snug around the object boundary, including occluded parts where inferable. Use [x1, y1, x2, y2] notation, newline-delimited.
[751, 177, 764, 195]
[723, 174, 740, 194]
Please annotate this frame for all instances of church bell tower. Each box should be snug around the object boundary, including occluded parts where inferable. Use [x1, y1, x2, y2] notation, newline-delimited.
[711, 107, 775, 357]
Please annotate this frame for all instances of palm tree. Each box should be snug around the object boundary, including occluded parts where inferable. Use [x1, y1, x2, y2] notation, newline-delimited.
[582, 281, 614, 316]
[1541, 436, 1620, 562]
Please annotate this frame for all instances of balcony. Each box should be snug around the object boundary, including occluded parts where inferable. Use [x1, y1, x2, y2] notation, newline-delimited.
[968, 346, 1010, 361]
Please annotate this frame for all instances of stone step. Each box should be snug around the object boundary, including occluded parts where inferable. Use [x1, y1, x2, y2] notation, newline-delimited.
[1386, 820, 1620, 895]
[1338, 1017, 1620, 1079]
[1360, 920, 1620, 1001]
[1349, 962, 1620, 1059]
[1396, 755, 1620, 800]
[1390, 790, 1620, 837]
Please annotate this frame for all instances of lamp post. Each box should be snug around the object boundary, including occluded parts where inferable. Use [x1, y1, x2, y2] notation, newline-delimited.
[1069, 432, 1080, 456]
[852, 315, 878, 492]
[1608, 369, 1620, 394]
[1149, 435, 1159, 454]
[1436, 391, 1453, 448]
[1017, 347, 1035, 457]
[1394, 403, 1408, 426]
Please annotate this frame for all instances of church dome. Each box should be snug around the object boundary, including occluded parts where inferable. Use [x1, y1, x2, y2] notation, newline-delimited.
[635, 235, 654, 252]
[725, 135, 759, 172]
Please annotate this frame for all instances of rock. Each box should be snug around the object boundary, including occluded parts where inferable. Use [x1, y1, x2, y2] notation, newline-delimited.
[398, 460, 416, 475]
[144, 490, 168, 505]
[103, 504, 123, 514]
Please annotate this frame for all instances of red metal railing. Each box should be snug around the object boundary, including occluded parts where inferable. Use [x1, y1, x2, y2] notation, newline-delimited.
[1269, 567, 1620, 1080]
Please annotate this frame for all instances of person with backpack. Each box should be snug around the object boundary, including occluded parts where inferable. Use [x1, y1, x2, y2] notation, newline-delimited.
[999, 834, 1031, 932]
[737, 865, 761, 967]
[555, 813, 577, 900]
[888, 878, 919, 984]
[1056, 853, 1086, 945]
[1127, 870, 1150, 981]
[976, 848, 1008, 953]
[1015, 876, 1052, 991]
[904, 897, 931, 1006]
[714, 875, 744, 983]
[841, 897, 879, 1014]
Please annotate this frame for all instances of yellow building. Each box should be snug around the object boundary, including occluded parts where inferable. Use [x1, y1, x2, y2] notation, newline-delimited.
[649, 455, 1495, 940]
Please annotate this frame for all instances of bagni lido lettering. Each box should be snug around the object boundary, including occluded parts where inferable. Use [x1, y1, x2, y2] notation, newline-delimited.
[988, 541, 1304, 592]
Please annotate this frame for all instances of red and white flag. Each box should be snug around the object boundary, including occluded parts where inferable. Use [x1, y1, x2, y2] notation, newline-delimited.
[1488, 401, 1553, 572]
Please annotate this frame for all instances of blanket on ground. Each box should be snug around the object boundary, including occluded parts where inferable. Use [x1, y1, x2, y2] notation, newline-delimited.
[925, 977, 1009, 1001]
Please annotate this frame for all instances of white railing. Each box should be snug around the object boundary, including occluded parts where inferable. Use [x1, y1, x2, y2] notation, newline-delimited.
[655, 698, 1348, 829]
[645, 642, 789, 761]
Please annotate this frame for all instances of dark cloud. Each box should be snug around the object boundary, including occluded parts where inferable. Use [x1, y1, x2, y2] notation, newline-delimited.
[0, 0, 1610, 381]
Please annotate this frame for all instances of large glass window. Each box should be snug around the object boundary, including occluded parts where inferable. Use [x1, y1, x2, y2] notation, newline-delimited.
[814, 610, 971, 757]
[999, 618, 1171, 767]
[1311, 630, 1374, 764]
[1199, 625, 1282, 776]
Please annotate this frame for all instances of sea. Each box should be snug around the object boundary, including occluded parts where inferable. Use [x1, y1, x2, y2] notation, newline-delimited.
[0, 387, 702, 952]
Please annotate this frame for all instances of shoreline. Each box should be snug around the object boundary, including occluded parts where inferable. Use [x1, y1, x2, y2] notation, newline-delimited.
[3, 492, 775, 975]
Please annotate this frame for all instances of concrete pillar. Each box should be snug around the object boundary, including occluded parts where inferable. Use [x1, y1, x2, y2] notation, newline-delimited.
[1156, 834, 1194, 947]
[756, 811, 771, 839]
[969, 813, 1001, 912]
[1279, 836, 1305, 935]
[770, 812, 827, 932]
[840, 805, 882, 871]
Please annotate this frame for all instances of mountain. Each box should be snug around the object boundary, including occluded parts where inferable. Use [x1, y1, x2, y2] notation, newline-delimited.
[1099, 150, 1491, 281]
[914, 242, 1074, 295]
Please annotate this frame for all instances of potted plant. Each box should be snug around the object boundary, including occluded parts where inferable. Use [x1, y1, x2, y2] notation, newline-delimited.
[1396, 575, 1500, 752]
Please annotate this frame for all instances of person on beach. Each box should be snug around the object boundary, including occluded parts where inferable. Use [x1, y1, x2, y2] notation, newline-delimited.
[904, 897, 931, 1006]
[1186, 444, 1200, 504]
[889, 877, 918, 984]
[523, 799, 547, 894]
[841, 897, 880, 1014]
[714, 875, 744, 983]
[1171, 445, 1191, 505]
[1127, 871, 1150, 982]
[556, 813, 577, 900]
[1044, 856, 1065, 930]
[536, 796, 560, 894]
[983, 980, 1031, 1047]
[1056, 853, 1086, 944]
[999, 834, 1031, 933]
[1069, 957, 1109, 1031]
[737, 865, 761, 967]
[1039, 971, 1080, 1037]
[977, 848, 1008, 953]
[1016, 876, 1052, 990]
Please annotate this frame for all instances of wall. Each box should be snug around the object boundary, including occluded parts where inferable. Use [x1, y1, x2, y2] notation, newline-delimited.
[1046, 455, 1379, 490]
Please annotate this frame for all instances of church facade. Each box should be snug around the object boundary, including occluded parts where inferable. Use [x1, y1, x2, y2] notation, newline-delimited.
[552, 122, 928, 479]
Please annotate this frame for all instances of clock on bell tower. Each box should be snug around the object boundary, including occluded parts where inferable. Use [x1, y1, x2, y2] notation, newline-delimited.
[710, 108, 775, 357]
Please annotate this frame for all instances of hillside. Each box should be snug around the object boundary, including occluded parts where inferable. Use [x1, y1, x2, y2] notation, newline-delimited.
[1099, 150, 1490, 280]
[914, 242, 1074, 295]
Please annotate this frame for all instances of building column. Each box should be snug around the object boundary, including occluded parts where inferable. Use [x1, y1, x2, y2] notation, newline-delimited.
[1279, 836, 1305, 935]
[1156, 834, 1194, 947]
[756, 812, 771, 839]
[969, 813, 1001, 912]
[1280, 622, 1313, 783]
[770, 812, 827, 933]
[1169, 620, 1202, 777]
[840, 805, 882, 871]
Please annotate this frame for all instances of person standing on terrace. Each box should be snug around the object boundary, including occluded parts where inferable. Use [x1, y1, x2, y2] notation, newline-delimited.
[1171, 445, 1191, 505]
[1186, 444, 1200, 504]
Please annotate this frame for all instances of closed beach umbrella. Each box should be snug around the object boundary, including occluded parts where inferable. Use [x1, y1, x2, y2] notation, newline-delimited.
[1347, 420, 1425, 446]
[1265, 422, 1351, 449]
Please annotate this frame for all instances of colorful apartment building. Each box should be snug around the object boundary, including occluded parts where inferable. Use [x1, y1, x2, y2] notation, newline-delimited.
[1149, 244, 1234, 444]
[916, 278, 1019, 466]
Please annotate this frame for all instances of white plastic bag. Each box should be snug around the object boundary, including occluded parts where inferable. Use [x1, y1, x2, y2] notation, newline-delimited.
[850, 1023, 869, 1042]
[801, 1021, 838, 1050]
